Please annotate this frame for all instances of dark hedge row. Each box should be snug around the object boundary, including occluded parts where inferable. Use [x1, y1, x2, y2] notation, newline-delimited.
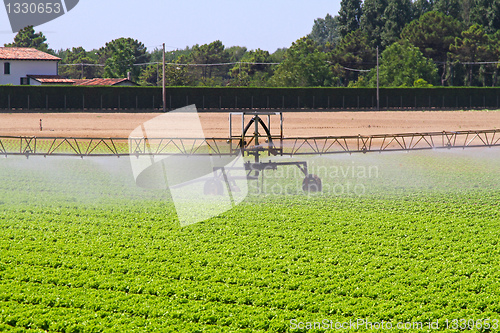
[1, 86, 500, 111]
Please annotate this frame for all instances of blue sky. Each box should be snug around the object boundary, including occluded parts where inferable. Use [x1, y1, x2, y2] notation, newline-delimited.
[1, 0, 341, 53]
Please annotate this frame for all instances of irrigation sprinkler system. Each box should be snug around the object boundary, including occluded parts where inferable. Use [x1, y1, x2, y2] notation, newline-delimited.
[1, 111, 500, 192]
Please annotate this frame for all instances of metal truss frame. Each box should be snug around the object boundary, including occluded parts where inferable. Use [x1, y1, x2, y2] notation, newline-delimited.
[0, 129, 499, 158]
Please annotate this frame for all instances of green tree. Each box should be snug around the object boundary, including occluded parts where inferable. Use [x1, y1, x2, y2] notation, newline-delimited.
[461, 0, 473, 25]
[269, 37, 333, 87]
[99, 38, 149, 80]
[188, 40, 230, 85]
[138, 55, 193, 86]
[401, 11, 463, 85]
[227, 46, 247, 62]
[365, 41, 438, 87]
[433, 0, 461, 17]
[381, 0, 413, 47]
[360, 0, 388, 48]
[470, 0, 500, 34]
[58, 47, 101, 79]
[149, 46, 193, 64]
[137, 64, 161, 86]
[338, 0, 362, 37]
[412, 0, 433, 18]
[401, 11, 462, 60]
[229, 49, 274, 86]
[330, 29, 375, 86]
[4, 25, 50, 52]
[308, 14, 341, 47]
[413, 78, 434, 87]
[271, 48, 287, 63]
[488, 30, 500, 85]
[450, 24, 498, 85]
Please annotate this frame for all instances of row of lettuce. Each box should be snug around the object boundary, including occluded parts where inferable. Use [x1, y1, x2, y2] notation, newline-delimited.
[0, 153, 499, 332]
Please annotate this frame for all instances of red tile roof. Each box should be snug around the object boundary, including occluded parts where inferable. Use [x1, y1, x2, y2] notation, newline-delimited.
[73, 78, 137, 86]
[27, 75, 75, 84]
[73, 78, 132, 86]
[0, 47, 60, 61]
[71, 79, 89, 85]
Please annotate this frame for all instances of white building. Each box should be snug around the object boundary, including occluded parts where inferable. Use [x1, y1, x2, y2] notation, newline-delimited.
[0, 47, 70, 85]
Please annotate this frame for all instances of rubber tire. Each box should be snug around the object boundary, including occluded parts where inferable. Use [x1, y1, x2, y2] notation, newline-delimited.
[204, 179, 224, 196]
[302, 174, 322, 192]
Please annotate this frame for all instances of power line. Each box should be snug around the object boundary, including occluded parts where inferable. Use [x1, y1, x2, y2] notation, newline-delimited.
[459, 61, 500, 65]
[342, 66, 371, 72]
[59, 60, 378, 71]
[60, 61, 281, 67]
[133, 61, 281, 67]
[59, 63, 104, 67]
[435, 60, 500, 65]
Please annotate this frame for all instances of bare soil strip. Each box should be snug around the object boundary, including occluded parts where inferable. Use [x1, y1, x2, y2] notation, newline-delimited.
[0, 111, 499, 138]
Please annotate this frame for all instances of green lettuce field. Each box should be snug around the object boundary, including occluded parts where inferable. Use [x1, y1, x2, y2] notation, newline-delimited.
[0, 149, 499, 332]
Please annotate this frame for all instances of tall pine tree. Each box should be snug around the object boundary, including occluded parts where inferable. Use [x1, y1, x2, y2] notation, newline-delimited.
[360, 0, 388, 48]
[338, 0, 362, 37]
[461, 0, 473, 25]
[450, 24, 497, 85]
[412, 0, 433, 18]
[330, 30, 375, 86]
[433, 0, 462, 17]
[381, 0, 413, 47]
[4, 25, 50, 52]
[470, 0, 500, 33]
[401, 11, 463, 85]
[308, 14, 341, 46]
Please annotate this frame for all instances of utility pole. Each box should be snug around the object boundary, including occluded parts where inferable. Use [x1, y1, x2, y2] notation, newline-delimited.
[162, 43, 166, 112]
[376, 46, 380, 111]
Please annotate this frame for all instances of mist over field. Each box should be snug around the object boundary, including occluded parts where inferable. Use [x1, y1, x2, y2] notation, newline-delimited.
[1, 147, 499, 207]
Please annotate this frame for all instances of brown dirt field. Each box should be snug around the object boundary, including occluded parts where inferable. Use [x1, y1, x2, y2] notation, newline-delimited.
[0, 111, 499, 138]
